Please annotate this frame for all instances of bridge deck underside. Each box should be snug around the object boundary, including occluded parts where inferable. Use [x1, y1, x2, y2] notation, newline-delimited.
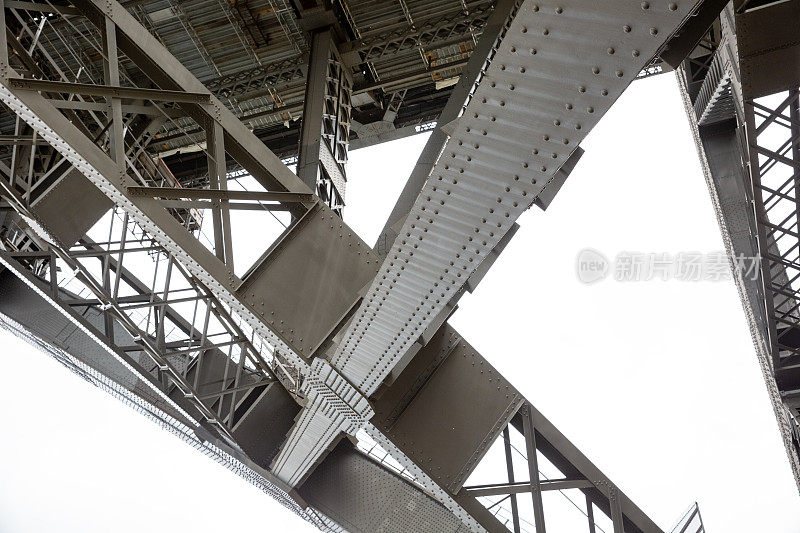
[0, 0, 723, 531]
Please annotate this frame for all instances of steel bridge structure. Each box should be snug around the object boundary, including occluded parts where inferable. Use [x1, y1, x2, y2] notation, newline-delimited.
[0, 0, 795, 531]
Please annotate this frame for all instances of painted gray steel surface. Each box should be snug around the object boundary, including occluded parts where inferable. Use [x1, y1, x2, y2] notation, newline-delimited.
[0, 0, 739, 531]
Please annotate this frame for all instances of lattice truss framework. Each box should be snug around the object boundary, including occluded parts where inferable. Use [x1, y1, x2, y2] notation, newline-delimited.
[676, 0, 800, 489]
[0, 0, 747, 531]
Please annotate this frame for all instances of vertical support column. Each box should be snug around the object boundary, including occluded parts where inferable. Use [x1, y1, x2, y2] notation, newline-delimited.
[102, 16, 124, 168]
[297, 28, 351, 216]
[585, 493, 597, 533]
[206, 119, 234, 270]
[0, 0, 8, 74]
[609, 485, 624, 533]
[0, 0, 15, 189]
[521, 404, 546, 533]
[99, 18, 121, 343]
[791, 91, 800, 243]
[502, 426, 521, 533]
[297, 29, 328, 193]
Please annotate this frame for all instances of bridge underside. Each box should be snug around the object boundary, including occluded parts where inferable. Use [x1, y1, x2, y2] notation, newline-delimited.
[0, 0, 787, 531]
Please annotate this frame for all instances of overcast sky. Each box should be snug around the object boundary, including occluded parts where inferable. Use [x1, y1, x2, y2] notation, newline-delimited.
[1, 73, 798, 532]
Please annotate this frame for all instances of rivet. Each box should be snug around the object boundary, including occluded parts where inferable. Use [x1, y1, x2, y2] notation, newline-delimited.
[650, 27, 659, 35]
[669, 2, 678, 10]
[641, 1, 650, 8]
[633, 49, 640, 57]
[623, 25, 631, 33]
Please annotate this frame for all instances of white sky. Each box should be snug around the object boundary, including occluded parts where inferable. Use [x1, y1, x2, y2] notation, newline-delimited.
[1, 74, 799, 532]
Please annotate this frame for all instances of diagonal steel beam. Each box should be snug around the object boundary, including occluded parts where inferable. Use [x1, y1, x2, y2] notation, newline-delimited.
[8, 78, 211, 103]
[334, 0, 708, 398]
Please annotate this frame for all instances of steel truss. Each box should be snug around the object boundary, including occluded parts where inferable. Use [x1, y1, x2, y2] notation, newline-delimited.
[0, 0, 486, 527]
[0, 200, 298, 439]
[0, 0, 496, 178]
[677, 0, 800, 489]
[460, 403, 653, 533]
[0, 0, 720, 531]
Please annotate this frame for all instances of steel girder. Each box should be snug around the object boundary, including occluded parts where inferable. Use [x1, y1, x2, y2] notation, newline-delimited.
[0, 1, 718, 532]
[0, 0, 485, 181]
[296, 29, 352, 213]
[329, 0, 708, 396]
[677, 0, 800, 490]
[272, 0, 708, 530]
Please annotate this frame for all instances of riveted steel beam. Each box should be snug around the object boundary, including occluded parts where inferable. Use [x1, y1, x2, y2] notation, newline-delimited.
[374, 0, 519, 257]
[337, 0, 708, 398]
[262, 1, 710, 529]
[677, 2, 800, 490]
[297, 29, 352, 214]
